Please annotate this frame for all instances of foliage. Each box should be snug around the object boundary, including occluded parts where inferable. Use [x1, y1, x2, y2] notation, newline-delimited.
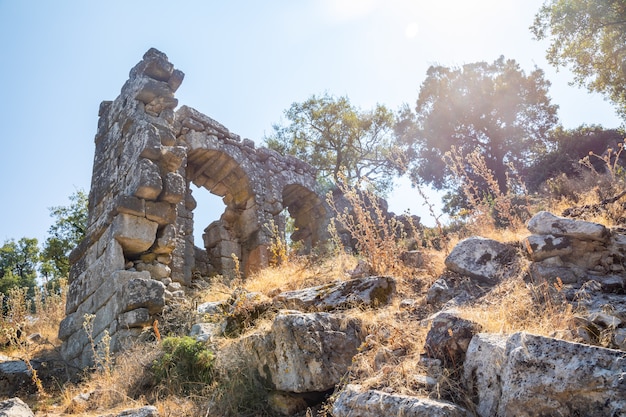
[0, 237, 39, 295]
[403, 56, 558, 198]
[327, 176, 418, 276]
[442, 145, 531, 231]
[40, 189, 88, 282]
[151, 336, 215, 394]
[531, 0, 626, 118]
[265, 93, 406, 195]
[526, 126, 626, 192]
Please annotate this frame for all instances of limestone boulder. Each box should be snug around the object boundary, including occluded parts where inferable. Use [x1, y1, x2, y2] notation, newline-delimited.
[445, 237, 518, 285]
[464, 332, 626, 416]
[463, 333, 508, 417]
[244, 310, 363, 393]
[273, 276, 396, 312]
[523, 234, 572, 261]
[0, 360, 31, 397]
[527, 211, 609, 242]
[332, 384, 469, 417]
[0, 397, 34, 417]
[424, 312, 482, 366]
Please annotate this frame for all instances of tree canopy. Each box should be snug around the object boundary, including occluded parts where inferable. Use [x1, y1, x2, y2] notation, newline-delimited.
[404, 56, 559, 196]
[0, 237, 39, 295]
[40, 189, 88, 282]
[531, 0, 626, 118]
[265, 94, 406, 195]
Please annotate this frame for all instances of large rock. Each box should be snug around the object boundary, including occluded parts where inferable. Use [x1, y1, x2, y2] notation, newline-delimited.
[527, 211, 608, 242]
[273, 276, 396, 312]
[445, 237, 518, 285]
[332, 384, 469, 417]
[463, 333, 508, 417]
[111, 213, 158, 256]
[0, 397, 34, 417]
[424, 312, 482, 366]
[464, 332, 626, 416]
[240, 310, 363, 393]
[0, 360, 31, 397]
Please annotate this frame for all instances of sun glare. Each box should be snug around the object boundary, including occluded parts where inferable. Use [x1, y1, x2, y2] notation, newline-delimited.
[405, 22, 419, 39]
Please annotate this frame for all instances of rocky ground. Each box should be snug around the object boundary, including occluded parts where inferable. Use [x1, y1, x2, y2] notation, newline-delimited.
[2, 210, 626, 416]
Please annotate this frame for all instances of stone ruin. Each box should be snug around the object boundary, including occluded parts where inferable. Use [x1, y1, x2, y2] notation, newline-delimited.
[59, 48, 331, 366]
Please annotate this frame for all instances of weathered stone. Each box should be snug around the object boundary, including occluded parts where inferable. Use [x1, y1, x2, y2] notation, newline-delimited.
[332, 384, 469, 417]
[246, 310, 363, 392]
[426, 273, 488, 307]
[273, 276, 396, 312]
[118, 308, 152, 328]
[424, 312, 482, 366]
[112, 213, 158, 256]
[445, 237, 517, 285]
[466, 331, 626, 417]
[153, 224, 177, 255]
[189, 322, 225, 343]
[523, 234, 572, 261]
[267, 391, 308, 416]
[463, 333, 508, 417]
[112, 405, 159, 417]
[136, 262, 171, 279]
[132, 158, 162, 200]
[0, 361, 31, 398]
[161, 172, 185, 204]
[527, 211, 609, 241]
[122, 277, 166, 314]
[145, 201, 176, 225]
[0, 397, 34, 417]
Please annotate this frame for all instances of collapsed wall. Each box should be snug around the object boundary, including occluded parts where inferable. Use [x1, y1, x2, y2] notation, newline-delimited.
[59, 48, 329, 367]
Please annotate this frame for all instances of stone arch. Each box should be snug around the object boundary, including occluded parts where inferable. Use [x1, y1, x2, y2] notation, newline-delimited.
[282, 184, 329, 252]
[187, 147, 259, 276]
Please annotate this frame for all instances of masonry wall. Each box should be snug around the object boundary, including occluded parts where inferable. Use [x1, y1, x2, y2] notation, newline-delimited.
[59, 48, 330, 367]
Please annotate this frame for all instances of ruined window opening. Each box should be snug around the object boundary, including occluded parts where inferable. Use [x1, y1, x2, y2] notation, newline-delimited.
[190, 183, 225, 248]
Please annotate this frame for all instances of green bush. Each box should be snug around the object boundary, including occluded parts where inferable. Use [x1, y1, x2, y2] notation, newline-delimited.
[151, 336, 214, 393]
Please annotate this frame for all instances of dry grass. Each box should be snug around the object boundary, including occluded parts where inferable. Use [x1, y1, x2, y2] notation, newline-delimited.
[244, 252, 358, 296]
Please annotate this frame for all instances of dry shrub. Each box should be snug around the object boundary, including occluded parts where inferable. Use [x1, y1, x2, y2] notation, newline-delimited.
[458, 276, 577, 336]
[443, 146, 531, 235]
[327, 177, 420, 278]
[244, 252, 357, 295]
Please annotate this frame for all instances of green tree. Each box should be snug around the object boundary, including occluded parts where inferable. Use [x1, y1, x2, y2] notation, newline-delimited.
[404, 56, 558, 197]
[0, 238, 39, 295]
[40, 189, 88, 281]
[525, 125, 626, 191]
[531, 0, 626, 118]
[265, 94, 406, 195]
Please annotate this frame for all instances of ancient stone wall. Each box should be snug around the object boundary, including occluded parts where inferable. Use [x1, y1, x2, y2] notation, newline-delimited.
[59, 48, 330, 367]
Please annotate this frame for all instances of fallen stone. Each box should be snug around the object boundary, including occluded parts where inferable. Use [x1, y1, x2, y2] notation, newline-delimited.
[424, 312, 482, 366]
[465, 331, 626, 416]
[332, 384, 469, 417]
[0, 397, 34, 417]
[113, 405, 159, 417]
[241, 310, 363, 393]
[273, 276, 396, 312]
[0, 360, 31, 397]
[523, 234, 572, 261]
[445, 237, 518, 285]
[527, 211, 609, 242]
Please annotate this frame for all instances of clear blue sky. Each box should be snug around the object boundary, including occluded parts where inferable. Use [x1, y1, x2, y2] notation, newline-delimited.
[0, 0, 622, 245]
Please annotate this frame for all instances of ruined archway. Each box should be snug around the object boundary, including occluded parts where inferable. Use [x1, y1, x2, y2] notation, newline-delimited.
[282, 184, 329, 252]
[59, 48, 333, 367]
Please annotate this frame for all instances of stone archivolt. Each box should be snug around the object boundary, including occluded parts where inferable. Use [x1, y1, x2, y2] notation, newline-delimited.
[60, 48, 330, 366]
